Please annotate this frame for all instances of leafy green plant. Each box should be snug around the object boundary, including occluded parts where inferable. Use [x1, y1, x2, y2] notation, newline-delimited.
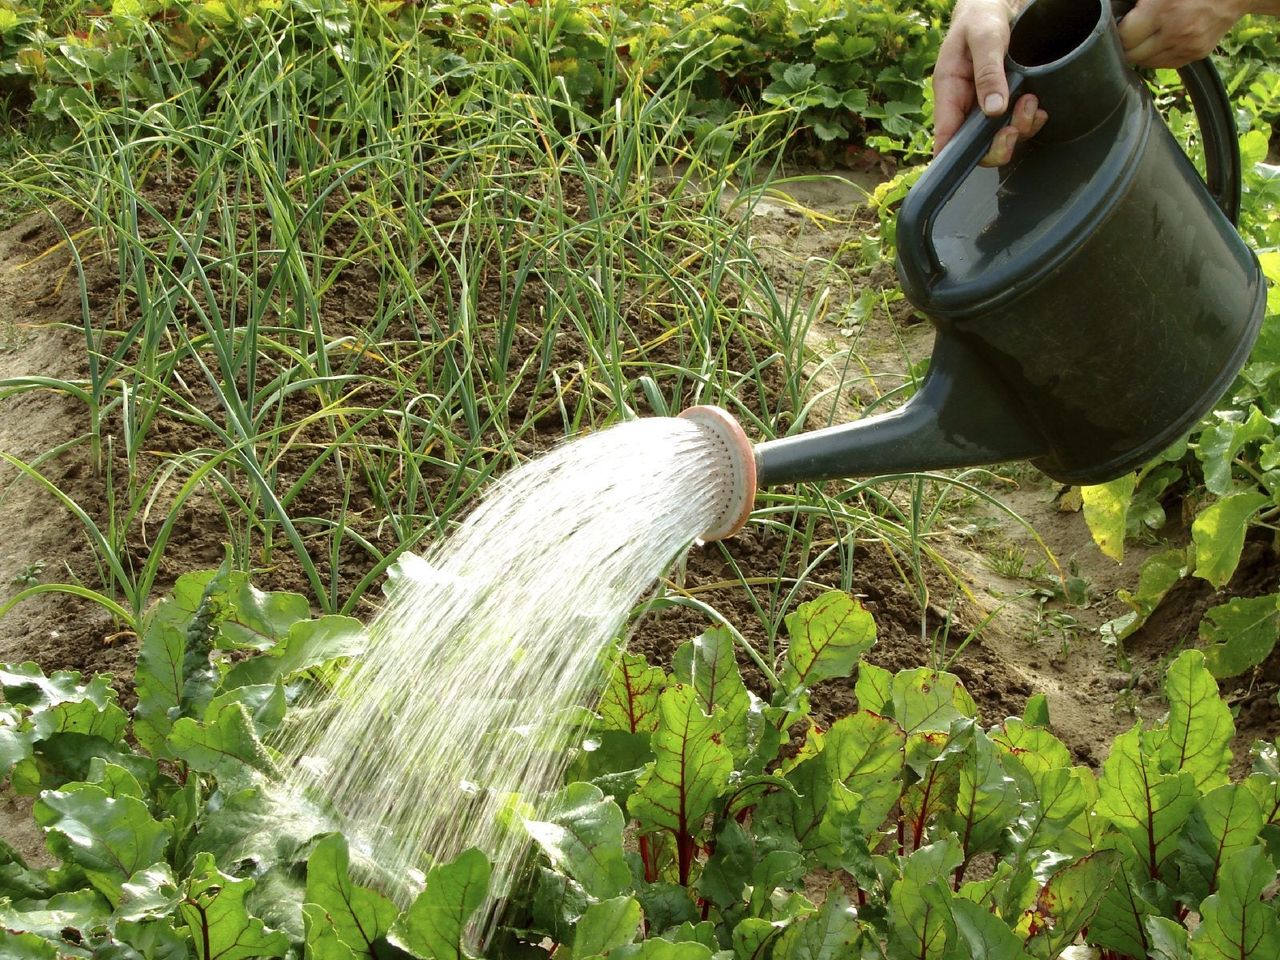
[5, 577, 1277, 960]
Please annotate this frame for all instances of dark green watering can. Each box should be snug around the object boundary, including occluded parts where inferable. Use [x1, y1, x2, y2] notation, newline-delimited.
[750, 0, 1266, 491]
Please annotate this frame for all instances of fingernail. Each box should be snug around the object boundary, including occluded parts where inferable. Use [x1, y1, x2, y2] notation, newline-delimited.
[984, 93, 1005, 114]
[1022, 96, 1039, 117]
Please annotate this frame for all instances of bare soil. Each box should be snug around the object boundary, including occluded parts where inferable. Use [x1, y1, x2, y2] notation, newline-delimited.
[0, 167, 1276, 872]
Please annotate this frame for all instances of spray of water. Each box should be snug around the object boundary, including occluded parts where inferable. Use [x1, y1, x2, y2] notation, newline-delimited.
[279, 415, 742, 929]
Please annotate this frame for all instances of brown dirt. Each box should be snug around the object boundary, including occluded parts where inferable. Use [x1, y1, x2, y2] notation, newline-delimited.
[0, 164, 1276, 820]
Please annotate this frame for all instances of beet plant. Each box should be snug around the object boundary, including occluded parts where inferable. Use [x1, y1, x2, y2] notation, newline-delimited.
[2, 572, 1277, 959]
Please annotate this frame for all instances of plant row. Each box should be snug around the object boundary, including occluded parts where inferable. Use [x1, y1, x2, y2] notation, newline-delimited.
[2, 572, 1278, 959]
[1, 0, 952, 161]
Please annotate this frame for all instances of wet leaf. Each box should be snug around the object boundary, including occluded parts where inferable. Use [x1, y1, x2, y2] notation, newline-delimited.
[599, 653, 667, 734]
[33, 783, 170, 907]
[222, 616, 367, 688]
[629, 685, 733, 841]
[1146, 916, 1193, 960]
[304, 833, 398, 955]
[167, 700, 279, 780]
[178, 852, 289, 960]
[0, 888, 110, 941]
[0, 664, 127, 745]
[821, 710, 905, 833]
[731, 918, 781, 960]
[524, 782, 630, 900]
[389, 848, 491, 960]
[117, 862, 183, 922]
[674, 628, 750, 758]
[571, 896, 642, 958]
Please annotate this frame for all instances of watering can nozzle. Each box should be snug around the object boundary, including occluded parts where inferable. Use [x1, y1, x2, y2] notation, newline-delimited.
[677, 405, 757, 543]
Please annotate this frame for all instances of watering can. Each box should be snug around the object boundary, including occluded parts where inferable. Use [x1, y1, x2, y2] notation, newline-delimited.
[682, 0, 1267, 542]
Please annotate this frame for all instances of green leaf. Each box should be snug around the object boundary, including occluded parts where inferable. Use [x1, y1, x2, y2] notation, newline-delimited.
[0, 888, 110, 941]
[1192, 492, 1269, 587]
[782, 63, 816, 89]
[179, 853, 289, 960]
[1097, 725, 1198, 877]
[1199, 594, 1280, 679]
[389, 848, 491, 960]
[854, 662, 892, 715]
[0, 711, 35, 778]
[133, 572, 223, 754]
[891, 668, 974, 734]
[1088, 838, 1162, 960]
[599, 653, 666, 734]
[822, 710, 905, 834]
[1023, 694, 1050, 728]
[1196, 408, 1273, 496]
[167, 701, 279, 780]
[1161, 650, 1233, 791]
[1024, 850, 1120, 958]
[1190, 846, 1280, 959]
[941, 728, 1020, 860]
[815, 782, 875, 884]
[304, 833, 398, 956]
[303, 902, 359, 960]
[1177, 783, 1265, 903]
[222, 616, 367, 688]
[33, 783, 170, 907]
[628, 685, 733, 840]
[770, 891, 860, 960]
[699, 818, 752, 909]
[615, 938, 713, 960]
[1147, 916, 1193, 960]
[949, 899, 1033, 960]
[1101, 548, 1188, 645]
[523, 782, 630, 900]
[811, 120, 848, 142]
[780, 592, 876, 691]
[731, 917, 781, 960]
[887, 837, 962, 960]
[674, 628, 750, 759]
[1082, 473, 1137, 561]
[571, 896, 641, 958]
[117, 862, 183, 922]
[0, 930, 66, 959]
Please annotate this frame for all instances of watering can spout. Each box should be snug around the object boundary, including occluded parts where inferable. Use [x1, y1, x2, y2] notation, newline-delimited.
[753, 335, 1044, 489]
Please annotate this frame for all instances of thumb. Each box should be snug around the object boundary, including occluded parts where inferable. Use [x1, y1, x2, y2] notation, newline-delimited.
[968, 21, 1011, 115]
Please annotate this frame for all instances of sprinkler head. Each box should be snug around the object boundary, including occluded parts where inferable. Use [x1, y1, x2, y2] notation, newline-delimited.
[677, 405, 757, 542]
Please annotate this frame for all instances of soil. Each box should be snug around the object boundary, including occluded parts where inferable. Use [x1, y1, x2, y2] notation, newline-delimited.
[1, 165, 1277, 867]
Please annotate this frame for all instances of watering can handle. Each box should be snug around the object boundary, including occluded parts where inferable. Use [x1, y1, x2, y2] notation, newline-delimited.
[896, 69, 1029, 295]
[1105, 0, 1242, 224]
[897, 49, 1242, 294]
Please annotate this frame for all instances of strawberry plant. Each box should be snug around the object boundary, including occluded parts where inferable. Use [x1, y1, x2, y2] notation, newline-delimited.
[3, 575, 1278, 959]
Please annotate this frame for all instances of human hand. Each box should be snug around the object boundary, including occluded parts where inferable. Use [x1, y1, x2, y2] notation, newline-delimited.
[1117, 0, 1253, 68]
[933, 0, 1048, 164]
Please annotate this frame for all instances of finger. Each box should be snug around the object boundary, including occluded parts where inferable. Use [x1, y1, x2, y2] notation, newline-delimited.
[968, 19, 1012, 115]
[1125, 33, 1170, 68]
[1116, 1, 1159, 56]
[1008, 94, 1040, 138]
[1030, 108, 1049, 137]
[979, 126, 1020, 168]
[932, 35, 976, 154]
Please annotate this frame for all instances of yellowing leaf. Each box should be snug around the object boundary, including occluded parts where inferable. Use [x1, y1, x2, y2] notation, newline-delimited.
[1081, 474, 1137, 561]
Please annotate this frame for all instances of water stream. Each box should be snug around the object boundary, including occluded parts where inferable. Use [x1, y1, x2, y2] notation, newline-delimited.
[278, 415, 738, 933]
